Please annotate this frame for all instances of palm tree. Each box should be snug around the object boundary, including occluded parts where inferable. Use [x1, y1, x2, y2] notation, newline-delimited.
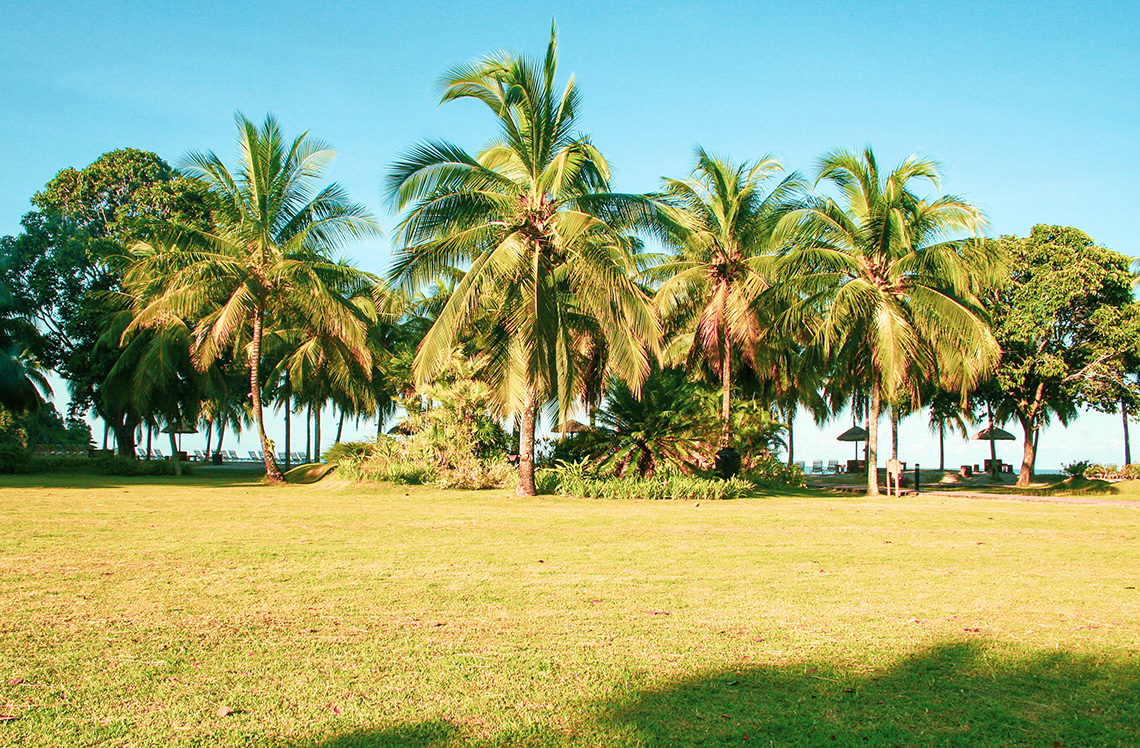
[387, 27, 659, 496]
[777, 147, 1000, 495]
[125, 114, 380, 483]
[648, 149, 802, 450]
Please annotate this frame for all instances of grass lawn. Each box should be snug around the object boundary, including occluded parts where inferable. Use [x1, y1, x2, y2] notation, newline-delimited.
[1, 471, 1137, 747]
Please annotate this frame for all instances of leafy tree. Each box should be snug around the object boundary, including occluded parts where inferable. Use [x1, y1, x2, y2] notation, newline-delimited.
[387, 27, 659, 496]
[126, 114, 381, 483]
[985, 225, 1140, 485]
[648, 149, 801, 450]
[778, 147, 1000, 495]
[0, 149, 207, 455]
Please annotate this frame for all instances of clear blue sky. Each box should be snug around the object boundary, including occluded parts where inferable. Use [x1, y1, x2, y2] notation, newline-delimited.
[3, 0, 1138, 468]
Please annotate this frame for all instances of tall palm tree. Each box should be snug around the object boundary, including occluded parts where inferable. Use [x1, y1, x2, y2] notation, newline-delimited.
[387, 27, 659, 496]
[778, 147, 1000, 495]
[125, 114, 380, 483]
[648, 149, 802, 449]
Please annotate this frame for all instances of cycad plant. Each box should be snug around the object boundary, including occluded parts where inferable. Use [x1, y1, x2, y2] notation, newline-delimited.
[387, 27, 659, 495]
[777, 147, 1000, 494]
[125, 114, 380, 483]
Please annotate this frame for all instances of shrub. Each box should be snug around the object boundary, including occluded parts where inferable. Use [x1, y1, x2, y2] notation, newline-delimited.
[1122, 463, 1140, 480]
[741, 454, 807, 488]
[1063, 460, 1091, 478]
[0, 442, 30, 474]
[3, 455, 186, 476]
[323, 441, 373, 464]
[548, 462, 750, 500]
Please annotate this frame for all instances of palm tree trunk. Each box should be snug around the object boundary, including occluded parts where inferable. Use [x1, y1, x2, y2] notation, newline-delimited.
[890, 406, 898, 460]
[517, 387, 537, 496]
[938, 421, 945, 471]
[168, 430, 182, 476]
[1123, 397, 1131, 466]
[720, 339, 731, 449]
[284, 376, 292, 471]
[314, 403, 322, 462]
[866, 379, 881, 496]
[146, 425, 152, 460]
[250, 310, 283, 483]
[217, 420, 226, 453]
[336, 410, 345, 444]
[204, 421, 213, 458]
[785, 406, 795, 468]
[306, 405, 312, 462]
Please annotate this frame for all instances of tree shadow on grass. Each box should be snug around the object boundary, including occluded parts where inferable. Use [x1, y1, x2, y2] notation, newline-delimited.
[301, 642, 1140, 747]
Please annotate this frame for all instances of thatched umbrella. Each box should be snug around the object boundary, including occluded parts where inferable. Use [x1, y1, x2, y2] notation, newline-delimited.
[972, 425, 1016, 475]
[554, 419, 590, 434]
[837, 425, 868, 460]
[161, 420, 198, 452]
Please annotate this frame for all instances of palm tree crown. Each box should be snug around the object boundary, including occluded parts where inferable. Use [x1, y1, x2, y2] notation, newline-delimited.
[387, 27, 659, 496]
[649, 149, 801, 449]
[777, 147, 1000, 494]
[127, 113, 380, 483]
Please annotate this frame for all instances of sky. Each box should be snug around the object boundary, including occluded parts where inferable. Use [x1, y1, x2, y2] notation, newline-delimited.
[2, 0, 1138, 469]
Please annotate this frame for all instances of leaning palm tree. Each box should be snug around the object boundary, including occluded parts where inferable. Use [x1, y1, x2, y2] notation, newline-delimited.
[648, 149, 802, 449]
[777, 147, 1001, 495]
[387, 27, 659, 496]
[125, 114, 380, 483]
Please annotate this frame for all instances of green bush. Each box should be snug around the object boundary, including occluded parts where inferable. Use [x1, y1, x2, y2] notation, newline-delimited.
[0, 442, 30, 473]
[740, 454, 807, 488]
[323, 441, 373, 464]
[1063, 460, 1091, 478]
[2, 455, 186, 476]
[548, 462, 750, 500]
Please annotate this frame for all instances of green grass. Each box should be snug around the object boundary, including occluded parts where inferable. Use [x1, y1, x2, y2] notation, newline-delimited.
[1, 472, 1137, 747]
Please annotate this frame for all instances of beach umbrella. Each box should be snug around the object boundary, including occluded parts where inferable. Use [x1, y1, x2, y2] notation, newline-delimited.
[554, 419, 590, 434]
[837, 425, 868, 460]
[161, 420, 198, 453]
[971, 426, 1016, 441]
[972, 425, 1015, 475]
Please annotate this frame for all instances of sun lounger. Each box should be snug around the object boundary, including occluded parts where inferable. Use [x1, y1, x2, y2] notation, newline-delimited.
[810, 460, 824, 474]
[793, 461, 805, 473]
[827, 459, 840, 474]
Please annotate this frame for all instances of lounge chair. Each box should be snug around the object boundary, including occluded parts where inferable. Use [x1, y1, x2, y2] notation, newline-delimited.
[810, 459, 824, 474]
[793, 461, 806, 473]
[225, 450, 241, 462]
[827, 459, 840, 474]
[291, 452, 306, 464]
[248, 451, 262, 462]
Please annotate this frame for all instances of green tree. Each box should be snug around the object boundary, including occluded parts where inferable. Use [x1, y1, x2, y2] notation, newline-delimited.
[126, 114, 381, 483]
[986, 225, 1140, 485]
[0, 149, 207, 455]
[387, 27, 659, 496]
[649, 149, 801, 451]
[778, 147, 1000, 495]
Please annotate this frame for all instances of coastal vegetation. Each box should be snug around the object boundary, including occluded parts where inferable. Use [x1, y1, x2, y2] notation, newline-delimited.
[1, 30, 1137, 491]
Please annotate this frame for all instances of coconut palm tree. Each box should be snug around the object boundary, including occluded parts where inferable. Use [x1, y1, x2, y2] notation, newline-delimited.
[387, 27, 659, 496]
[125, 114, 380, 483]
[648, 149, 802, 451]
[777, 147, 1000, 495]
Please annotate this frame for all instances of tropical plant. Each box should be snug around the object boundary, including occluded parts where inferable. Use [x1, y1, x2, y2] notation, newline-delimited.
[125, 114, 380, 483]
[589, 367, 708, 477]
[777, 147, 1000, 494]
[648, 149, 802, 450]
[387, 27, 659, 495]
